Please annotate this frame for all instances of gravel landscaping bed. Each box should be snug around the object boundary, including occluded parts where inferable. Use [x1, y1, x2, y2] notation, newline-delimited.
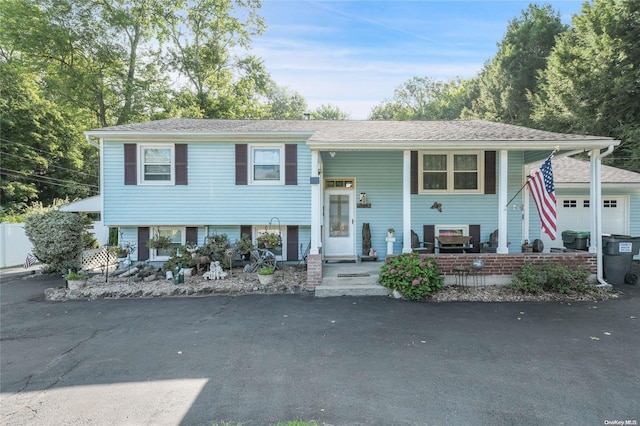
[42, 265, 617, 302]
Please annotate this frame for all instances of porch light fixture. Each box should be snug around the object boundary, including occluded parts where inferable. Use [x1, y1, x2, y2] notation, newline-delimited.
[329, 151, 336, 158]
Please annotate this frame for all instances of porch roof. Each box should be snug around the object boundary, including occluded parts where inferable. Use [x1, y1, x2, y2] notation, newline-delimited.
[86, 118, 617, 151]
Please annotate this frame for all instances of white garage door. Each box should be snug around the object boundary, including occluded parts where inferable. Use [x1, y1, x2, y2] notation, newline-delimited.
[541, 196, 629, 250]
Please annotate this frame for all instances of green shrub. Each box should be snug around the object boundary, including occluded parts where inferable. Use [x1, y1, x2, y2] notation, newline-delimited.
[379, 253, 443, 300]
[510, 263, 590, 294]
[24, 209, 84, 273]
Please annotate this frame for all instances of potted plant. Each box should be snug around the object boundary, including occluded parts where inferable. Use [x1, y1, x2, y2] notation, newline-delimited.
[66, 271, 88, 290]
[257, 233, 280, 249]
[387, 228, 395, 238]
[146, 234, 172, 251]
[257, 265, 275, 285]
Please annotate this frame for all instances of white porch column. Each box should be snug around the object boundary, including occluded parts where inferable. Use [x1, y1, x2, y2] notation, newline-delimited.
[402, 150, 412, 253]
[310, 150, 322, 255]
[589, 150, 599, 255]
[497, 150, 509, 254]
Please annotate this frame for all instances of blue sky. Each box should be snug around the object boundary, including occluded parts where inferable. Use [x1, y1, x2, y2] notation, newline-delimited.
[253, 0, 585, 119]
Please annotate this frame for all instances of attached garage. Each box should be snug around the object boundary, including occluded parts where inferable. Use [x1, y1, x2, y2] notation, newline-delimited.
[533, 157, 640, 252]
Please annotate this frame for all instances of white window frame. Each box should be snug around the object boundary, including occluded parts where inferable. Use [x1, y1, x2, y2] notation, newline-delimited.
[150, 226, 185, 261]
[249, 144, 284, 185]
[435, 224, 470, 237]
[139, 144, 175, 185]
[419, 151, 484, 194]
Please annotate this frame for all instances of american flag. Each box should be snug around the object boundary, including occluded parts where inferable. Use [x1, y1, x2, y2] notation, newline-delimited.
[23, 253, 37, 269]
[528, 157, 557, 240]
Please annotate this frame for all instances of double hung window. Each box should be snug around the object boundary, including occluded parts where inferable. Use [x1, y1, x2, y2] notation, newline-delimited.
[140, 145, 174, 184]
[420, 151, 483, 194]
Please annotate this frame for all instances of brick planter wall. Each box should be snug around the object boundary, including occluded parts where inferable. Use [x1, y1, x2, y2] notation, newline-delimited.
[306, 253, 323, 289]
[420, 252, 597, 276]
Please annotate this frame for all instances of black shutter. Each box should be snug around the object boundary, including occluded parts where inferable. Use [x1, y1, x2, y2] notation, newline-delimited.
[137, 227, 150, 261]
[485, 151, 496, 194]
[469, 225, 481, 253]
[285, 144, 297, 185]
[423, 225, 435, 248]
[287, 226, 299, 261]
[240, 225, 252, 241]
[235, 144, 248, 185]
[124, 144, 137, 185]
[411, 151, 418, 194]
[175, 144, 188, 185]
[186, 227, 198, 245]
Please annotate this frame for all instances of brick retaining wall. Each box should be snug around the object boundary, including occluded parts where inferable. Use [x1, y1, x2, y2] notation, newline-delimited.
[421, 252, 597, 276]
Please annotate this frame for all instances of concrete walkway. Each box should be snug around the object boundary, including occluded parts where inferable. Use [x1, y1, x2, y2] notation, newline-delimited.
[315, 261, 390, 297]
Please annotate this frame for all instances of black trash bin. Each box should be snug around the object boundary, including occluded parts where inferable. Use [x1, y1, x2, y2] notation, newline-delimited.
[602, 235, 640, 286]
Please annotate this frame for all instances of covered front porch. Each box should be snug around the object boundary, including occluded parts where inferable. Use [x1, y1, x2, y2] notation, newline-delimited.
[306, 143, 617, 290]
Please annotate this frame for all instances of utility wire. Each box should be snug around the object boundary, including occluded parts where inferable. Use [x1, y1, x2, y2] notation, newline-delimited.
[0, 170, 99, 193]
[0, 167, 99, 189]
[0, 151, 99, 178]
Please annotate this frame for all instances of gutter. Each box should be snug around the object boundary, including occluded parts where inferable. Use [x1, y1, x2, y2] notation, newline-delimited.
[85, 134, 100, 149]
[592, 145, 615, 287]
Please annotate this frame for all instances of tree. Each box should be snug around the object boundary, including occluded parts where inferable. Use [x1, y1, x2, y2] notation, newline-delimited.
[465, 4, 567, 126]
[166, 0, 269, 118]
[369, 77, 475, 120]
[0, 61, 97, 212]
[264, 82, 307, 119]
[531, 0, 640, 172]
[311, 104, 349, 120]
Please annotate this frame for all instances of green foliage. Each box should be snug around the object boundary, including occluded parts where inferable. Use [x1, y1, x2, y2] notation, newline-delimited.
[201, 234, 232, 264]
[257, 232, 280, 248]
[379, 253, 443, 301]
[258, 265, 274, 275]
[24, 209, 84, 272]
[369, 77, 474, 121]
[531, 0, 640, 172]
[465, 4, 567, 126]
[233, 233, 255, 257]
[146, 234, 173, 250]
[311, 103, 349, 120]
[510, 263, 590, 295]
[163, 245, 196, 272]
[66, 271, 88, 280]
[264, 82, 308, 119]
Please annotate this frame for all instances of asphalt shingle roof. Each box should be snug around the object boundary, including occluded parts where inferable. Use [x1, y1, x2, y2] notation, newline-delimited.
[550, 156, 640, 184]
[92, 118, 611, 142]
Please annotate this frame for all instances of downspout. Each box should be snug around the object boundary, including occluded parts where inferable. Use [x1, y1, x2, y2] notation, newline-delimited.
[593, 145, 615, 287]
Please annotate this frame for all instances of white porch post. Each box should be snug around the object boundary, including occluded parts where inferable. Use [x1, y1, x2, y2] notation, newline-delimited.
[589, 150, 599, 255]
[402, 150, 412, 253]
[310, 150, 322, 255]
[497, 150, 509, 254]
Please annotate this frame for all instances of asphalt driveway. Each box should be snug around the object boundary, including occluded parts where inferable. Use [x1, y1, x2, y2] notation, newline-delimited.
[1, 273, 638, 426]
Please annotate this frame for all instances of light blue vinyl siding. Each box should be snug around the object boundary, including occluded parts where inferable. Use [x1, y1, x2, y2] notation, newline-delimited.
[103, 141, 311, 226]
[324, 151, 525, 257]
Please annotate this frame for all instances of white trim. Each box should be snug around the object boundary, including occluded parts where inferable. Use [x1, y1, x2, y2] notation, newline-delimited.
[497, 150, 509, 254]
[402, 150, 412, 253]
[138, 144, 175, 185]
[249, 144, 285, 185]
[150, 226, 185, 261]
[311, 151, 321, 255]
[418, 151, 484, 194]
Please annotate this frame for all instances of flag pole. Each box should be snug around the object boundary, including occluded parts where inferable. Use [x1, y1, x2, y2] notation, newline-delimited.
[506, 146, 559, 208]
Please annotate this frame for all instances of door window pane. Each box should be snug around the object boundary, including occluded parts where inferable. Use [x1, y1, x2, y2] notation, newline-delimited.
[329, 195, 350, 237]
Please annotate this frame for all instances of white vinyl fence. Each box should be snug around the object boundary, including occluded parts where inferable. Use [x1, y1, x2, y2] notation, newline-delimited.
[0, 223, 34, 268]
[0, 221, 110, 268]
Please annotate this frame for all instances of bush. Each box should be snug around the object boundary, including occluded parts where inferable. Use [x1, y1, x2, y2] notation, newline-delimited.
[24, 209, 84, 272]
[510, 263, 590, 294]
[379, 253, 443, 300]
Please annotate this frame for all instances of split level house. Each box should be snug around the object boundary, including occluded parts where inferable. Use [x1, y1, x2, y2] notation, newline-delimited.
[83, 118, 637, 287]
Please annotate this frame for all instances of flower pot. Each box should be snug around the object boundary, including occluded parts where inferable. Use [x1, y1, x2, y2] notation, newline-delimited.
[67, 279, 87, 291]
[258, 274, 274, 285]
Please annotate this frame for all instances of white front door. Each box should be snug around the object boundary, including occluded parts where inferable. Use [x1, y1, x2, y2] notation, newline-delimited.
[324, 189, 356, 259]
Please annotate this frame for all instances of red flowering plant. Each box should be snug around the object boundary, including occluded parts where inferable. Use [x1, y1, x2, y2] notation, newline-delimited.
[379, 253, 443, 300]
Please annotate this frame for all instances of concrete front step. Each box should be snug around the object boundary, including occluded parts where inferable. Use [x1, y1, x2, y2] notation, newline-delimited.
[315, 283, 391, 297]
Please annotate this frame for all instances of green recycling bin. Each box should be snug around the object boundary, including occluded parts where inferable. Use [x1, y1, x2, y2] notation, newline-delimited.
[562, 230, 590, 251]
[602, 235, 640, 286]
